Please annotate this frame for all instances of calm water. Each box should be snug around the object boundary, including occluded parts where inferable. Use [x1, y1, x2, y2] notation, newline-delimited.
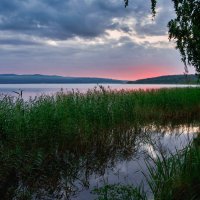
[12, 125, 198, 200]
[71, 125, 198, 200]
[0, 83, 198, 100]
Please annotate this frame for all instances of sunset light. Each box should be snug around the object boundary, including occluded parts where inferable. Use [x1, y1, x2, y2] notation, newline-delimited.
[0, 0, 195, 80]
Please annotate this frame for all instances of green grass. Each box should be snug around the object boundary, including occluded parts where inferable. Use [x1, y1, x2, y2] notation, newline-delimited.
[146, 139, 200, 200]
[92, 184, 147, 200]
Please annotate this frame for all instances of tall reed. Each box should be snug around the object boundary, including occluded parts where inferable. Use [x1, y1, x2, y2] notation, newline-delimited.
[1, 87, 200, 146]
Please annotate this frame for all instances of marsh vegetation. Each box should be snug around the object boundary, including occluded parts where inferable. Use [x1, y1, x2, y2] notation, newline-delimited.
[94, 136, 200, 200]
[0, 87, 200, 199]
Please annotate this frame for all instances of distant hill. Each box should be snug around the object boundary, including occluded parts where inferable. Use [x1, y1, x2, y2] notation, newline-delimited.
[127, 74, 199, 84]
[0, 74, 124, 84]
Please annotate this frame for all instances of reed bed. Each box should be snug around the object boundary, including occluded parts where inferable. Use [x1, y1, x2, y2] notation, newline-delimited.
[0, 87, 200, 146]
[1, 87, 200, 199]
[146, 139, 200, 200]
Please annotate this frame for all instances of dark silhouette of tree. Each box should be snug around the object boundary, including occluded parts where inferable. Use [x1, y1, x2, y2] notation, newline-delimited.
[168, 0, 200, 74]
[125, 0, 200, 75]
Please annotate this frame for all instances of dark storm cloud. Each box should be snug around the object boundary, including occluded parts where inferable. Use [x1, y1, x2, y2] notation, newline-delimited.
[0, 0, 166, 40]
[0, 0, 127, 40]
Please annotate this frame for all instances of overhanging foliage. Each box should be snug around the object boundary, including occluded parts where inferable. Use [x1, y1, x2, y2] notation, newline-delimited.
[125, 0, 200, 74]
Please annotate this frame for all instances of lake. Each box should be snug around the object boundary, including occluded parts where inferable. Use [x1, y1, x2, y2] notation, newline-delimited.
[0, 83, 198, 100]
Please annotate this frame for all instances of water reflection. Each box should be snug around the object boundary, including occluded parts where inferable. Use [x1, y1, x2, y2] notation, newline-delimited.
[1, 124, 199, 200]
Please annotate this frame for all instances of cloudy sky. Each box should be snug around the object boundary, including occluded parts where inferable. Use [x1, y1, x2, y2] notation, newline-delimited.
[0, 0, 195, 80]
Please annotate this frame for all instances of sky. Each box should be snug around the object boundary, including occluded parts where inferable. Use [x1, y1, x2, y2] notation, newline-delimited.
[0, 0, 195, 80]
